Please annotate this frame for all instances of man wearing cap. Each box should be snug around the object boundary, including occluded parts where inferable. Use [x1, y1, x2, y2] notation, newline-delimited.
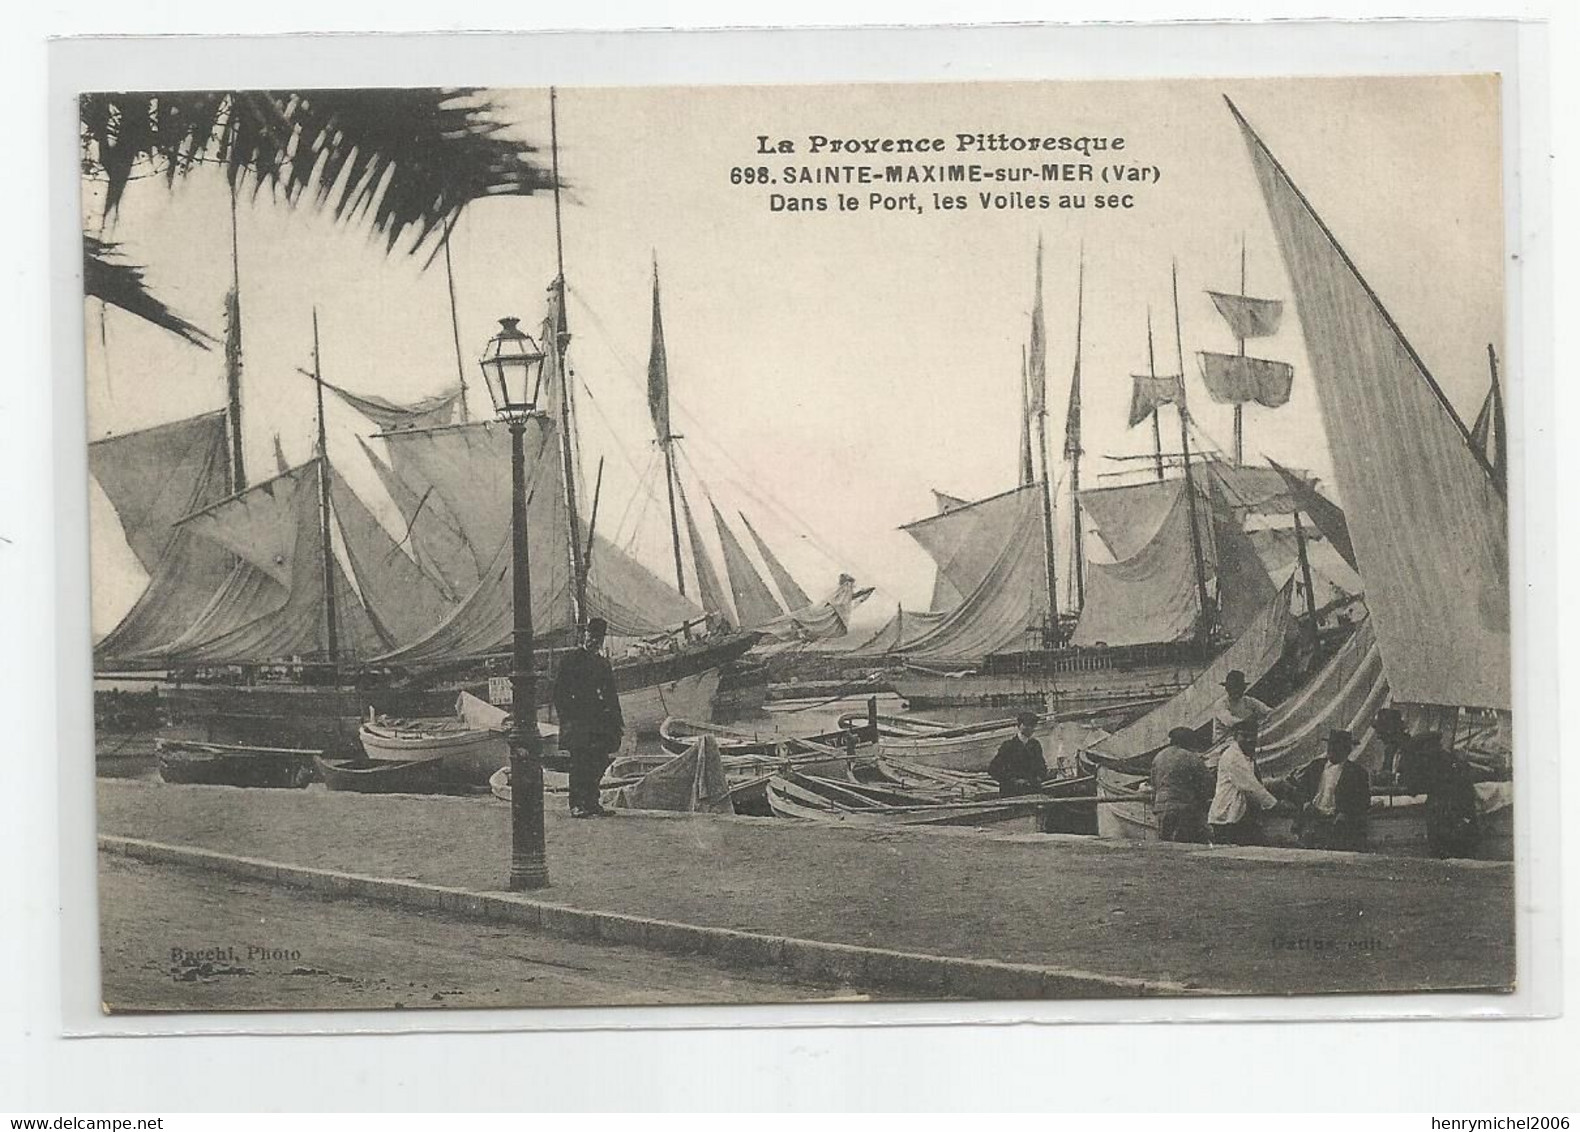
[1207, 717, 1280, 846]
[988, 712, 1048, 797]
[1212, 670, 1272, 743]
[1290, 729, 1371, 851]
[552, 617, 624, 818]
[1149, 726, 1215, 843]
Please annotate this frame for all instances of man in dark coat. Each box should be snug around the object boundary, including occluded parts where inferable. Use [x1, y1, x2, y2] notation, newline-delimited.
[988, 712, 1048, 797]
[552, 617, 624, 818]
[1291, 729, 1371, 851]
[1399, 731, 1481, 859]
[1373, 707, 1410, 785]
[1149, 726, 1214, 843]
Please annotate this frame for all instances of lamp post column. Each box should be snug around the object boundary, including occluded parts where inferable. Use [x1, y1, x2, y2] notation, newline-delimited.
[508, 415, 549, 891]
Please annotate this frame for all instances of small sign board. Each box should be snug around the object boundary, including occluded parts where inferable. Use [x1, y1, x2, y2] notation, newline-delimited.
[487, 676, 512, 706]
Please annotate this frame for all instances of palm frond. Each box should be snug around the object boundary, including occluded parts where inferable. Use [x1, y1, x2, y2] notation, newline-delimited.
[83, 236, 214, 348]
[81, 89, 553, 260]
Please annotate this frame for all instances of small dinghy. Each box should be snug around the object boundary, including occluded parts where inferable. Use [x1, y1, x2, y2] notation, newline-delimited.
[156, 739, 318, 789]
[314, 752, 465, 794]
[358, 692, 513, 788]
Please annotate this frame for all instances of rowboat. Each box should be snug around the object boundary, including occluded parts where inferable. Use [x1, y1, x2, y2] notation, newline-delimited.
[764, 769, 1061, 832]
[156, 738, 319, 788]
[313, 752, 473, 794]
[657, 708, 879, 760]
[358, 692, 548, 789]
[849, 701, 1150, 774]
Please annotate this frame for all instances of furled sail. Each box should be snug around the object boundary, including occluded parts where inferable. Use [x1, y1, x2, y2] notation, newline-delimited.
[1027, 238, 1048, 414]
[1207, 290, 1284, 339]
[1232, 98, 1509, 710]
[90, 410, 237, 664]
[1197, 352, 1294, 408]
[711, 502, 784, 629]
[647, 261, 673, 443]
[1254, 617, 1389, 779]
[739, 511, 811, 613]
[1128, 372, 1184, 428]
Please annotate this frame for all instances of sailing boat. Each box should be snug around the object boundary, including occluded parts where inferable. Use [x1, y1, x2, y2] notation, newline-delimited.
[89, 92, 757, 758]
[1081, 97, 1512, 858]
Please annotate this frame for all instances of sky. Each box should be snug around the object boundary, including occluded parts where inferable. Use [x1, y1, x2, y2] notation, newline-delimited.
[82, 75, 1505, 637]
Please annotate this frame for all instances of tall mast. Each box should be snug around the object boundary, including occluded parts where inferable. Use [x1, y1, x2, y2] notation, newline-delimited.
[1292, 509, 1319, 646]
[548, 86, 588, 628]
[225, 184, 247, 492]
[1146, 308, 1164, 481]
[1173, 262, 1212, 642]
[1233, 235, 1246, 465]
[1031, 239, 1060, 631]
[443, 214, 469, 424]
[1067, 251, 1086, 610]
[311, 308, 339, 665]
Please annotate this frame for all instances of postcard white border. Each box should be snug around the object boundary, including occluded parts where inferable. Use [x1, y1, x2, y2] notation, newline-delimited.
[8, 9, 1565, 1112]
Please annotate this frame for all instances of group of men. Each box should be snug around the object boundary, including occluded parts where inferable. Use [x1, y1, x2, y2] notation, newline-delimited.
[1147, 670, 1482, 856]
[1148, 668, 1372, 851]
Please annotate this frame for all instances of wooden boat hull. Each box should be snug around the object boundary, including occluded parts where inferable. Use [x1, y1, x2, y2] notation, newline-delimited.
[1093, 763, 1513, 859]
[658, 715, 874, 760]
[358, 725, 508, 787]
[615, 668, 722, 737]
[314, 754, 471, 795]
[765, 770, 1053, 832]
[155, 739, 317, 789]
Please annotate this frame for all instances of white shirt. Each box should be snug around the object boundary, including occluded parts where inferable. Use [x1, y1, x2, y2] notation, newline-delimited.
[1208, 740, 1279, 826]
[1212, 693, 1272, 741]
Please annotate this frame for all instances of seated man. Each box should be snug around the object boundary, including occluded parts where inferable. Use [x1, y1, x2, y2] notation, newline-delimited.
[988, 712, 1048, 797]
[1401, 731, 1481, 859]
[1290, 729, 1371, 851]
[1149, 726, 1214, 843]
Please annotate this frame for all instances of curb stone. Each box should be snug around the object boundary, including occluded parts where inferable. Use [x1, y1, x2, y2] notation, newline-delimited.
[100, 834, 1215, 1000]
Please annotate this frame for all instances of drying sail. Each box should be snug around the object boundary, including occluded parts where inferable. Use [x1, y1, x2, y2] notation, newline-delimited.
[372, 415, 702, 665]
[1087, 579, 1295, 762]
[322, 379, 463, 432]
[1232, 98, 1509, 710]
[1197, 353, 1294, 408]
[647, 260, 673, 444]
[1071, 479, 1205, 648]
[1077, 478, 1181, 561]
[739, 511, 812, 613]
[1207, 290, 1283, 339]
[1129, 372, 1184, 428]
[902, 484, 1036, 613]
[90, 410, 237, 664]
[759, 574, 869, 642]
[1267, 458, 1358, 571]
[674, 478, 731, 624]
[159, 459, 383, 663]
[890, 484, 1047, 660]
[712, 502, 783, 629]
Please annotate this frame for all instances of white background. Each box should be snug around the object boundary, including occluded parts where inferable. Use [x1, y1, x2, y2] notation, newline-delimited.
[5, 0, 1575, 1113]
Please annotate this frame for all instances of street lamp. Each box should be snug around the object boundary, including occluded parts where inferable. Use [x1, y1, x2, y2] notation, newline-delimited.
[481, 316, 550, 891]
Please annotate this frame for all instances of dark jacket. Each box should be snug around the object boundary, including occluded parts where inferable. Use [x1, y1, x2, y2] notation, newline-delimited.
[1150, 745, 1213, 811]
[1291, 757, 1370, 823]
[552, 648, 623, 753]
[988, 735, 1047, 792]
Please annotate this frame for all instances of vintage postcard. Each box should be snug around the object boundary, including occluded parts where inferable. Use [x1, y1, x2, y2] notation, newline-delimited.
[83, 75, 1514, 1013]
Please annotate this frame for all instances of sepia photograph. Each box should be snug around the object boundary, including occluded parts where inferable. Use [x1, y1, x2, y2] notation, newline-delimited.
[80, 74, 1515, 1014]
